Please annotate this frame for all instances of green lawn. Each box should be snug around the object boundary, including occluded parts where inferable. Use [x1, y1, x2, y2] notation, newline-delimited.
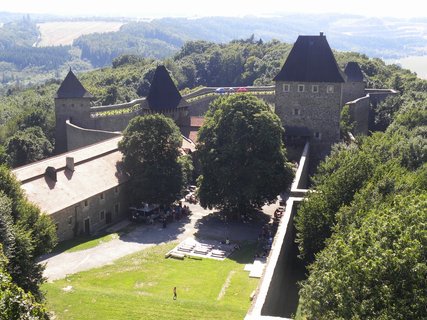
[43, 242, 259, 320]
[52, 225, 136, 254]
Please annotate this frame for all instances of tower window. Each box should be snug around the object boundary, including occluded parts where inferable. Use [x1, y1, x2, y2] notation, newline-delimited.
[283, 84, 290, 92]
[100, 192, 104, 200]
[293, 108, 301, 116]
[312, 85, 319, 93]
[100, 210, 105, 220]
[84, 199, 88, 207]
[298, 84, 305, 92]
[327, 85, 334, 93]
[314, 132, 322, 140]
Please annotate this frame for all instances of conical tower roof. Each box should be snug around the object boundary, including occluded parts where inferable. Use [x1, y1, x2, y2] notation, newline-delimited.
[147, 65, 182, 112]
[274, 33, 345, 83]
[344, 62, 364, 82]
[56, 69, 93, 99]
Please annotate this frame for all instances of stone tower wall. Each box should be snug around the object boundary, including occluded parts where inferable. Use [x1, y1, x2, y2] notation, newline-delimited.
[275, 81, 343, 157]
[55, 97, 93, 154]
[342, 81, 366, 105]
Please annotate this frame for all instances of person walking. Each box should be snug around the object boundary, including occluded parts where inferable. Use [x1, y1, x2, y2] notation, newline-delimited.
[173, 286, 177, 300]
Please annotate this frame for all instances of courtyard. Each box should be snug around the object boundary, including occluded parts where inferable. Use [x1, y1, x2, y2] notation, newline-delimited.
[41, 200, 280, 319]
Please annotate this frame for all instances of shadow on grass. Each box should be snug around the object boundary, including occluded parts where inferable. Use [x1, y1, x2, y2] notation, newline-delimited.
[228, 242, 258, 264]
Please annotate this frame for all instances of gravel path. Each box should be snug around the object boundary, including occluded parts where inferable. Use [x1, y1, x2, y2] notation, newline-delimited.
[40, 201, 278, 281]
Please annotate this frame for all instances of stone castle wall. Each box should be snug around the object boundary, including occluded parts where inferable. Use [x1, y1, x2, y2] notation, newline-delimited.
[52, 184, 128, 241]
[275, 81, 343, 157]
[66, 121, 121, 151]
[342, 81, 366, 105]
[347, 95, 370, 136]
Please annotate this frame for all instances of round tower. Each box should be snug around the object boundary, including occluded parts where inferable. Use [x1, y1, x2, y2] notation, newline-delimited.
[54, 70, 94, 154]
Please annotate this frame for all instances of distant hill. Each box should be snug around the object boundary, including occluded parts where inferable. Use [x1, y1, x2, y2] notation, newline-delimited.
[1, 13, 427, 92]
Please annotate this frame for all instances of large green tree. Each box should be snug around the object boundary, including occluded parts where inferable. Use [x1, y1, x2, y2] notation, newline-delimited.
[197, 94, 293, 216]
[118, 114, 183, 205]
[5, 126, 53, 168]
[0, 244, 49, 320]
[299, 193, 427, 320]
[0, 165, 57, 301]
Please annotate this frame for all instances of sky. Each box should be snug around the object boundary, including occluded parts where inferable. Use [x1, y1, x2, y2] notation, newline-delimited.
[1, 0, 426, 19]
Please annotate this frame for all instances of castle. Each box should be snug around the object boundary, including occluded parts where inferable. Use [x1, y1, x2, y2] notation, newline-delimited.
[54, 32, 395, 159]
[13, 33, 396, 241]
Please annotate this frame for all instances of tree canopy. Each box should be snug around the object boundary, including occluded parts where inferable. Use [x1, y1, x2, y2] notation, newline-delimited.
[0, 244, 50, 320]
[296, 92, 427, 318]
[0, 165, 57, 301]
[118, 114, 184, 205]
[197, 94, 293, 215]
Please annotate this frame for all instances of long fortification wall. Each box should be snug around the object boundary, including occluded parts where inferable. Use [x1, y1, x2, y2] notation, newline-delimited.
[246, 142, 310, 320]
[347, 95, 370, 135]
[66, 121, 121, 151]
[185, 86, 276, 116]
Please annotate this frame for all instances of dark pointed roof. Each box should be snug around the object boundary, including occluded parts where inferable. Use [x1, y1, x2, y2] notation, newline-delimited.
[344, 62, 364, 82]
[274, 33, 345, 83]
[56, 69, 93, 99]
[147, 65, 182, 112]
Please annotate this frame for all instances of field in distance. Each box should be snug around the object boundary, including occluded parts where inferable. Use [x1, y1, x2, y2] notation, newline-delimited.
[35, 21, 124, 46]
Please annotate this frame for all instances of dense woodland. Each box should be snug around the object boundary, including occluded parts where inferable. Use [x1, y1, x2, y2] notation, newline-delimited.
[0, 35, 426, 318]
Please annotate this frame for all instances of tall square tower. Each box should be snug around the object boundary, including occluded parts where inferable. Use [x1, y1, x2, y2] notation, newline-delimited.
[274, 33, 345, 157]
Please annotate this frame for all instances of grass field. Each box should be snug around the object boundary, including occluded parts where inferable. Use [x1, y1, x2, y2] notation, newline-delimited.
[43, 242, 259, 320]
[36, 21, 124, 47]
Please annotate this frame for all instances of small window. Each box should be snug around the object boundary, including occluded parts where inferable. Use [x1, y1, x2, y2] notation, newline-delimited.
[283, 84, 290, 92]
[68, 216, 73, 225]
[312, 85, 319, 93]
[115, 204, 119, 215]
[100, 192, 104, 200]
[293, 108, 301, 116]
[100, 211, 105, 220]
[314, 132, 322, 140]
[114, 186, 119, 194]
[327, 85, 334, 93]
[62, 104, 66, 107]
[71, 103, 75, 107]
[298, 84, 305, 92]
[84, 199, 88, 207]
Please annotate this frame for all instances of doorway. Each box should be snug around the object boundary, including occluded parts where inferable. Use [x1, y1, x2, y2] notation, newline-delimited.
[106, 212, 112, 224]
[84, 218, 90, 235]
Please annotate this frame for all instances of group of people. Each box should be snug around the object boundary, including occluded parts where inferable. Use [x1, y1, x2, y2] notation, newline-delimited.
[255, 216, 278, 259]
[160, 202, 191, 228]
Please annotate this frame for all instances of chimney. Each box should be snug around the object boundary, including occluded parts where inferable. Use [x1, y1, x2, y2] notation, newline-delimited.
[66, 157, 75, 172]
[320, 32, 324, 37]
[45, 166, 57, 182]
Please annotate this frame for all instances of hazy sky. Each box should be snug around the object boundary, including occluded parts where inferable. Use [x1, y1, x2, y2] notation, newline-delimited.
[1, 0, 425, 19]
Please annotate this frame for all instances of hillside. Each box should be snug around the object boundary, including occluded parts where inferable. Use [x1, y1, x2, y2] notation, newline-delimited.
[1, 13, 427, 93]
